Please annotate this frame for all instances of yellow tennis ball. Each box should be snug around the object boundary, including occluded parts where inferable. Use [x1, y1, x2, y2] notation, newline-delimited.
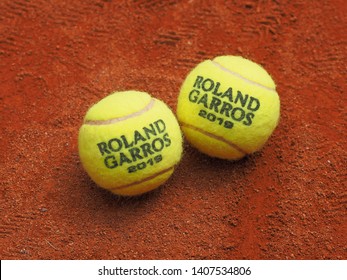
[78, 91, 183, 196]
[177, 55, 280, 160]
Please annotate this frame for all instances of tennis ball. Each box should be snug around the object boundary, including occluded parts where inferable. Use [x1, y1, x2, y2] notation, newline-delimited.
[177, 55, 280, 160]
[78, 91, 183, 196]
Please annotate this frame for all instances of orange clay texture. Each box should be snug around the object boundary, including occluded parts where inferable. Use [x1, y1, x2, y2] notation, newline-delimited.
[0, 0, 346, 259]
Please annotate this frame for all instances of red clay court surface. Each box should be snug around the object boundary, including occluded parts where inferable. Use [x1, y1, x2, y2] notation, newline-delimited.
[0, 0, 346, 259]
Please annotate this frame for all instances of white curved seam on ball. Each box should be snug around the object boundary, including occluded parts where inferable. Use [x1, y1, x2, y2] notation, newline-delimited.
[84, 98, 155, 125]
[211, 60, 276, 92]
[180, 122, 249, 155]
[109, 166, 175, 190]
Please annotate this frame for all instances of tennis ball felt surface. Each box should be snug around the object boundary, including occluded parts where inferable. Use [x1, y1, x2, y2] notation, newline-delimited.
[78, 91, 183, 196]
[177, 55, 280, 160]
